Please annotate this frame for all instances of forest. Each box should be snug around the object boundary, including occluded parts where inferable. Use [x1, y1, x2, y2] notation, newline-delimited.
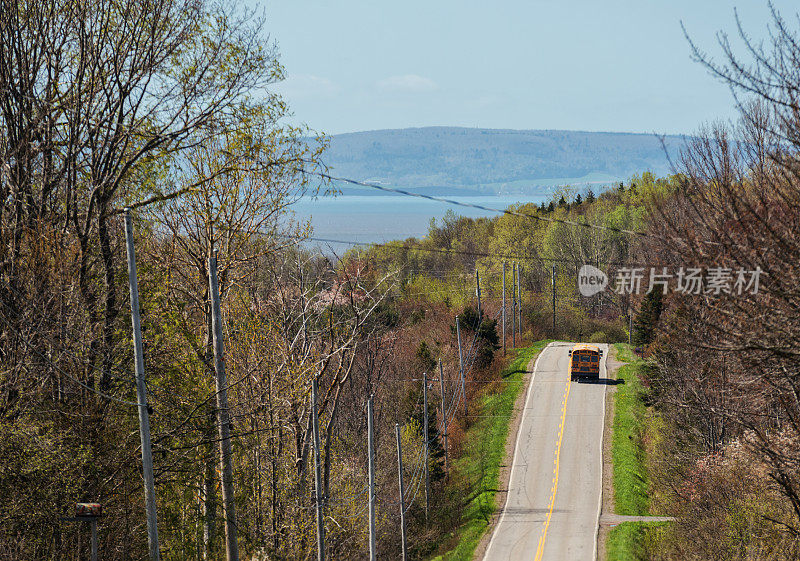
[2, 1, 800, 561]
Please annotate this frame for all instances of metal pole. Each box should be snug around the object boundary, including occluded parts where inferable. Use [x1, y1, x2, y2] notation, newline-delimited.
[475, 269, 481, 319]
[455, 317, 467, 416]
[208, 254, 240, 561]
[90, 519, 98, 561]
[423, 372, 430, 522]
[439, 359, 448, 475]
[502, 262, 506, 356]
[124, 209, 161, 561]
[367, 395, 376, 561]
[395, 423, 408, 561]
[552, 265, 557, 335]
[312, 379, 325, 561]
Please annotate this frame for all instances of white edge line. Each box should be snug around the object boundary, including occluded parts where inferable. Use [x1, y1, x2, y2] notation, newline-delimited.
[592, 343, 610, 561]
[482, 342, 554, 560]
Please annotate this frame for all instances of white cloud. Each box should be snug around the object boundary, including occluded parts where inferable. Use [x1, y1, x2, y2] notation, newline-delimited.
[275, 74, 339, 99]
[377, 74, 439, 93]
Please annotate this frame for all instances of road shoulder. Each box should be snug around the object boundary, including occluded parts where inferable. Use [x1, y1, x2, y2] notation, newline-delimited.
[471, 343, 551, 561]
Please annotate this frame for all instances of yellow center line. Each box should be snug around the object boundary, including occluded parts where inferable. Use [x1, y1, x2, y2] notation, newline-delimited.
[534, 375, 572, 561]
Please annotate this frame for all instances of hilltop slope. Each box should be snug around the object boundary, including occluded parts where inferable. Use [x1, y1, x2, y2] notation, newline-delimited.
[324, 126, 683, 194]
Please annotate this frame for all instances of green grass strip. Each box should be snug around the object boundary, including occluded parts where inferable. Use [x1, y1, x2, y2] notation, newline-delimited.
[606, 521, 650, 561]
[611, 343, 649, 516]
[607, 344, 651, 561]
[432, 340, 552, 561]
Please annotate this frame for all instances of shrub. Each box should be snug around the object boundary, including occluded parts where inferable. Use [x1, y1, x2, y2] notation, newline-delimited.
[588, 331, 607, 343]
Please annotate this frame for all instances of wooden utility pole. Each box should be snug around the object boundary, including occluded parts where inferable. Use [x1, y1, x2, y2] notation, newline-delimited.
[517, 264, 523, 337]
[439, 359, 448, 474]
[422, 372, 430, 522]
[395, 423, 408, 561]
[475, 269, 481, 318]
[367, 395, 377, 561]
[312, 379, 325, 561]
[208, 254, 239, 561]
[552, 265, 557, 335]
[124, 209, 161, 561]
[455, 317, 467, 416]
[502, 262, 506, 356]
[512, 265, 517, 348]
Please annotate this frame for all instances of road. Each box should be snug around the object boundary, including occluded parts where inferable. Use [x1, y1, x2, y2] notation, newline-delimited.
[483, 342, 610, 561]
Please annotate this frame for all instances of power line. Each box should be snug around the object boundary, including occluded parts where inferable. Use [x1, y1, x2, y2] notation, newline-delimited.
[309, 172, 655, 240]
[281, 233, 648, 267]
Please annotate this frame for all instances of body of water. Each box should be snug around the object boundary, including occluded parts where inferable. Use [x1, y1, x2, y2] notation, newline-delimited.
[290, 194, 551, 251]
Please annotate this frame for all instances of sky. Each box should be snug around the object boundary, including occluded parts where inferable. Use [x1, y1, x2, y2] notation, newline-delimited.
[260, 1, 798, 136]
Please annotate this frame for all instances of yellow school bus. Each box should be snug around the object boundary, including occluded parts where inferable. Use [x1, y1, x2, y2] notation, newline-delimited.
[568, 344, 603, 381]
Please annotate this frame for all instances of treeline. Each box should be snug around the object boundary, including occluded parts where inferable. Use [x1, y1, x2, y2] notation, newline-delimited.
[355, 173, 672, 346]
[626, 15, 800, 558]
[614, 11, 800, 560]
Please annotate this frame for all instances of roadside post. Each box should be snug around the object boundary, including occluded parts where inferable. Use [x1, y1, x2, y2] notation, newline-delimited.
[62, 503, 103, 561]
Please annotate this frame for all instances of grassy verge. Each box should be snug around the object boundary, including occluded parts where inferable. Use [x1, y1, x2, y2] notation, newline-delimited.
[606, 521, 667, 561]
[607, 343, 651, 561]
[431, 340, 552, 561]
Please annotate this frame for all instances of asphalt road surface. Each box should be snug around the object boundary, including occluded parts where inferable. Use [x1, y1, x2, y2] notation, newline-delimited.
[483, 342, 610, 561]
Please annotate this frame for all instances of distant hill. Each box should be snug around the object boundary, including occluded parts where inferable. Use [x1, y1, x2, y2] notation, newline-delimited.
[323, 126, 684, 195]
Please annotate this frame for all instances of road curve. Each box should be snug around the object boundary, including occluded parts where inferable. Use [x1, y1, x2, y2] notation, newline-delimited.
[483, 342, 609, 561]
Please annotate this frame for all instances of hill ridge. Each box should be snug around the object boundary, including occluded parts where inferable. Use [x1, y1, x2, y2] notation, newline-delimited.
[323, 126, 682, 194]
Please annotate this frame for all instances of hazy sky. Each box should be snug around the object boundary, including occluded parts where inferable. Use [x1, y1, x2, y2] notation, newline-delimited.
[262, 1, 797, 136]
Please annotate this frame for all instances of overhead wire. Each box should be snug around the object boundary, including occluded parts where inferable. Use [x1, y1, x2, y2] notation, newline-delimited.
[308, 171, 656, 239]
[278, 232, 650, 268]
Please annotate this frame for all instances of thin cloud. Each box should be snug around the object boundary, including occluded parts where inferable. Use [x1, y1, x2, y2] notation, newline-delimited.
[377, 74, 439, 93]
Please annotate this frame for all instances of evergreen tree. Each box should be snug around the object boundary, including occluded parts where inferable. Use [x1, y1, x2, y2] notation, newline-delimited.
[632, 289, 664, 346]
[575, 193, 583, 205]
[453, 307, 500, 368]
[586, 189, 596, 203]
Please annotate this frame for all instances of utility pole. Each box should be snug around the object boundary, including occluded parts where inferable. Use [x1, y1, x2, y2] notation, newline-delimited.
[517, 264, 523, 338]
[124, 209, 161, 561]
[439, 359, 448, 474]
[208, 254, 240, 561]
[502, 262, 506, 356]
[552, 265, 557, 335]
[422, 372, 430, 522]
[512, 265, 517, 348]
[475, 269, 481, 319]
[455, 317, 467, 416]
[395, 423, 408, 561]
[311, 379, 325, 561]
[367, 395, 377, 560]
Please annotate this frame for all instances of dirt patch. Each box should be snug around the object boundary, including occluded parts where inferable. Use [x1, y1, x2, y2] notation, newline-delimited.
[597, 345, 625, 561]
[470, 348, 543, 561]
